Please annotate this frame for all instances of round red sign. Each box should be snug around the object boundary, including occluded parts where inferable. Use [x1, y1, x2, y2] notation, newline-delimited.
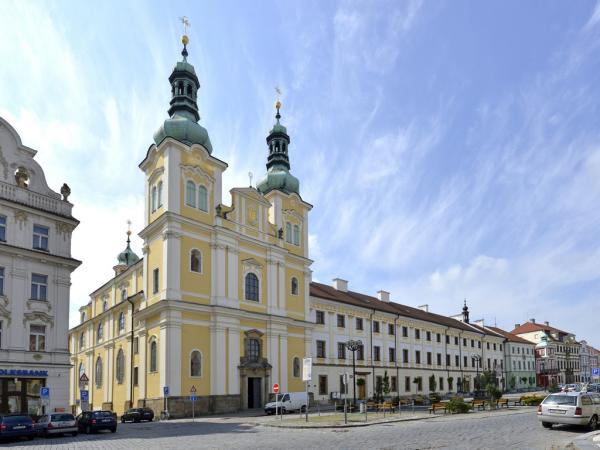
[273, 383, 280, 393]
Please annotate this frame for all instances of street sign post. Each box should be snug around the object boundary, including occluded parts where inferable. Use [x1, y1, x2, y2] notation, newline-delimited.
[190, 385, 197, 421]
[163, 386, 169, 417]
[343, 373, 348, 424]
[302, 358, 312, 422]
[80, 389, 89, 412]
[79, 373, 89, 390]
[273, 383, 280, 419]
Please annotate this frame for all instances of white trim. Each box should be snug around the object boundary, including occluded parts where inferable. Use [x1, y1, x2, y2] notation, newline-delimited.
[242, 269, 261, 303]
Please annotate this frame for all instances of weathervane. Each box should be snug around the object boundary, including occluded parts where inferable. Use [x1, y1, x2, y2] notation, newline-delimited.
[275, 86, 282, 118]
[180, 16, 190, 35]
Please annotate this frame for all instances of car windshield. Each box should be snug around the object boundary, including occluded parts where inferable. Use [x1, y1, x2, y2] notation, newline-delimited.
[3, 416, 31, 423]
[93, 411, 114, 418]
[51, 414, 74, 421]
[543, 395, 577, 405]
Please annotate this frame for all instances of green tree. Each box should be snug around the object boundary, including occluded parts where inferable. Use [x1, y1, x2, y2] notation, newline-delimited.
[429, 374, 437, 392]
[382, 371, 391, 397]
[509, 376, 516, 390]
[448, 376, 454, 391]
[375, 376, 383, 401]
[486, 383, 502, 408]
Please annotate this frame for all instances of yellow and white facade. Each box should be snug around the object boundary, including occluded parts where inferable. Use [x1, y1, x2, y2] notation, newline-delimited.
[68, 36, 313, 416]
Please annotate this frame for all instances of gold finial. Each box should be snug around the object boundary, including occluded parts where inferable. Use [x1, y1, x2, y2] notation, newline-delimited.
[275, 86, 282, 110]
[180, 16, 190, 45]
[126, 219, 132, 237]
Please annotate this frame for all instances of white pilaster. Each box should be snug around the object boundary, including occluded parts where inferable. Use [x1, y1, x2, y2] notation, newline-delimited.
[159, 309, 182, 396]
[228, 327, 240, 395]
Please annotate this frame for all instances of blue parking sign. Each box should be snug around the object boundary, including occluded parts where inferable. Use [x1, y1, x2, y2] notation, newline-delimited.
[593, 367, 599, 377]
[40, 387, 50, 398]
[190, 394, 197, 401]
[80, 390, 89, 402]
[163, 386, 169, 396]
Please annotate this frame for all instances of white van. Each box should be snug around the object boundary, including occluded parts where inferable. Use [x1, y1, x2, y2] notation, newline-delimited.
[264, 392, 308, 415]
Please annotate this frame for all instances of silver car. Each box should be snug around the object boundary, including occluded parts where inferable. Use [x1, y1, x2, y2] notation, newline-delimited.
[537, 392, 600, 430]
[36, 413, 78, 437]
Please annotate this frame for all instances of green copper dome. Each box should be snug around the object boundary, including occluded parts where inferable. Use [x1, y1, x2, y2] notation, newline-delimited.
[257, 167, 300, 195]
[153, 114, 213, 151]
[117, 233, 139, 267]
[153, 41, 212, 152]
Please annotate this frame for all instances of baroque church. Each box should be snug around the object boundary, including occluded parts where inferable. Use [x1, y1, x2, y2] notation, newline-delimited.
[69, 33, 313, 415]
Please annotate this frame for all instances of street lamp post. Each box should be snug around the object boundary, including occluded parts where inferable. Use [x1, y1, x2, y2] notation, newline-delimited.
[346, 339, 362, 407]
[472, 355, 482, 395]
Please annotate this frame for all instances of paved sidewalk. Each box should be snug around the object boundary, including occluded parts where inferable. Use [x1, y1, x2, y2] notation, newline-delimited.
[574, 429, 600, 450]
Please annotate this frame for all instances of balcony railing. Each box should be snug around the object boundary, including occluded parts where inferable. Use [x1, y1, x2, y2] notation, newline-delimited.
[0, 180, 72, 217]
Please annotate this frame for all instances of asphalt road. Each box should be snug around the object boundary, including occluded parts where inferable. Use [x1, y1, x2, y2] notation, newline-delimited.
[0, 408, 590, 449]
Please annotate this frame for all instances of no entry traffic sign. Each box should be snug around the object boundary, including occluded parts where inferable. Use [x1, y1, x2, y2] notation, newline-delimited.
[273, 383, 279, 394]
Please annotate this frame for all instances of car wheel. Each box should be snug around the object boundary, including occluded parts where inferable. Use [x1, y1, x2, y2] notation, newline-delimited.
[589, 415, 598, 431]
[300, 405, 307, 413]
[121, 417, 125, 423]
[28, 435, 34, 440]
[72, 432, 78, 437]
[541, 422, 552, 429]
[135, 418, 140, 423]
[281, 407, 286, 415]
[85, 425, 92, 434]
[110, 427, 116, 433]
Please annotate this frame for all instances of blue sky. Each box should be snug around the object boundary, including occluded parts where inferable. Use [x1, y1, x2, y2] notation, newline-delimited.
[1, 0, 600, 347]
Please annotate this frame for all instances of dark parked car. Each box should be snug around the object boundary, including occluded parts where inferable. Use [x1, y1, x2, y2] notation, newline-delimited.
[121, 407, 154, 423]
[76, 410, 117, 434]
[0, 415, 35, 441]
[36, 413, 78, 437]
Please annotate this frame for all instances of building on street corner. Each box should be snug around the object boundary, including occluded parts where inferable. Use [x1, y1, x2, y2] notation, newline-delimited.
[0, 117, 80, 415]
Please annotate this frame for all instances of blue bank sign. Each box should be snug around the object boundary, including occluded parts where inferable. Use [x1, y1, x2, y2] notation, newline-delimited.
[0, 369, 49, 377]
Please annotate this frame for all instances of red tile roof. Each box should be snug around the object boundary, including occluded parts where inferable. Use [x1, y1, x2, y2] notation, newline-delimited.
[487, 326, 534, 344]
[511, 321, 570, 336]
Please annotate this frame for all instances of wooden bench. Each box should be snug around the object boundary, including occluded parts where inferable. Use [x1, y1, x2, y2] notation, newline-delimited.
[428, 402, 447, 414]
[366, 401, 377, 411]
[472, 399, 486, 411]
[497, 398, 509, 408]
[507, 396, 524, 407]
[398, 398, 411, 408]
[378, 401, 395, 413]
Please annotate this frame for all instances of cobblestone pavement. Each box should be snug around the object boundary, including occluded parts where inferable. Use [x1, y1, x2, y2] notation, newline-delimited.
[0, 408, 589, 449]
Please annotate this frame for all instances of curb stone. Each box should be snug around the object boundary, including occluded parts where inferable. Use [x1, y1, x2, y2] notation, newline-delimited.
[573, 430, 600, 450]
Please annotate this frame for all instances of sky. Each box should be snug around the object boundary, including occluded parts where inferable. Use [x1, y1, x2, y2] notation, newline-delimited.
[1, 0, 600, 348]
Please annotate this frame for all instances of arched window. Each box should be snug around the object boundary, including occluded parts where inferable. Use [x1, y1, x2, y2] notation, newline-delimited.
[151, 186, 157, 212]
[79, 332, 85, 350]
[157, 181, 163, 207]
[81, 312, 86, 323]
[78, 363, 85, 380]
[293, 225, 300, 245]
[116, 349, 125, 384]
[186, 84, 193, 97]
[119, 312, 125, 332]
[190, 249, 201, 273]
[185, 181, 196, 207]
[293, 357, 301, 378]
[149, 339, 157, 372]
[190, 350, 202, 377]
[95, 357, 103, 388]
[177, 81, 184, 95]
[285, 222, 292, 243]
[246, 338, 260, 361]
[97, 322, 103, 342]
[245, 273, 259, 302]
[103, 300, 108, 312]
[198, 185, 208, 212]
[121, 289, 127, 301]
[291, 277, 299, 295]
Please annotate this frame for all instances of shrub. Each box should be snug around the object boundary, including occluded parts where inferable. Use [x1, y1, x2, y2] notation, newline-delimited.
[446, 398, 472, 414]
[521, 395, 545, 406]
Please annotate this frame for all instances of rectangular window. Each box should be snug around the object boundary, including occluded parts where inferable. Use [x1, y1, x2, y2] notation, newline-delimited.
[493, 343, 497, 351]
[316, 340, 326, 358]
[415, 350, 421, 364]
[487, 358, 491, 369]
[403, 349, 409, 363]
[463, 355, 468, 367]
[29, 325, 46, 351]
[437, 353, 442, 366]
[415, 329, 420, 340]
[500, 344, 503, 351]
[391, 376, 397, 392]
[337, 342, 346, 359]
[455, 336, 459, 345]
[0, 267, 4, 295]
[426, 331, 431, 341]
[293, 224, 300, 246]
[471, 358, 476, 368]
[133, 337, 139, 354]
[357, 344, 364, 360]
[356, 317, 363, 330]
[449, 377, 454, 391]
[133, 367, 139, 386]
[436, 333, 441, 343]
[402, 326, 408, 337]
[487, 342, 490, 350]
[388, 323, 395, 335]
[285, 222, 292, 244]
[153, 268, 159, 294]
[405, 376, 411, 392]
[373, 321, 380, 333]
[446, 335, 450, 344]
[478, 341, 481, 349]
[427, 352, 432, 365]
[33, 225, 49, 251]
[446, 354, 451, 366]
[316, 310, 325, 325]
[337, 314, 345, 328]
[376, 376, 383, 392]
[471, 339, 474, 348]
[31, 273, 47, 300]
[455, 355, 460, 367]
[318, 375, 328, 395]
[389, 347, 395, 362]
[0, 216, 5, 241]
[374, 346, 381, 361]
[439, 377, 444, 391]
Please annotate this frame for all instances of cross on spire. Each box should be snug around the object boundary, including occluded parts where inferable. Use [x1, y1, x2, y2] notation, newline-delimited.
[180, 16, 190, 35]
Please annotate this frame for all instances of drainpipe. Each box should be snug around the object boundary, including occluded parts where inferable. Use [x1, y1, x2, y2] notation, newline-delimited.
[126, 296, 136, 409]
[458, 331, 464, 392]
[394, 315, 399, 396]
[444, 326, 450, 383]
[370, 311, 374, 399]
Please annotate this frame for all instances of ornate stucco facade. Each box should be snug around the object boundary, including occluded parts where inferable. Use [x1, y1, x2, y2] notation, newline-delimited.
[0, 117, 80, 415]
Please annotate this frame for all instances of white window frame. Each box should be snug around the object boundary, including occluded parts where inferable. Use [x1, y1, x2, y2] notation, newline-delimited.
[118, 312, 125, 332]
[0, 215, 6, 241]
[29, 324, 46, 351]
[190, 349, 203, 378]
[153, 268, 159, 294]
[185, 181, 197, 208]
[285, 222, 292, 243]
[31, 273, 48, 301]
[157, 181, 163, 208]
[197, 185, 208, 212]
[291, 277, 299, 295]
[149, 337, 158, 372]
[243, 270, 260, 302]
[151, 186, 157, 212]
[33, 224, 49, 251]
[293, 224, 300, 246]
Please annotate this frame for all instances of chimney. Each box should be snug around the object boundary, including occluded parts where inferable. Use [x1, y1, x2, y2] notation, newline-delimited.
[377, 290, 390, 302]
[332, 278, 348, 292]
[418, 304, 429, 312]
[514, 323, 520, 329]
[530, 318, 536, 324]
[544, 321, 549, 326]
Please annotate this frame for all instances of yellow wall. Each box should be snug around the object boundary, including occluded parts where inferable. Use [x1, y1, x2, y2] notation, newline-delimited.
[180, 324, 211, 396]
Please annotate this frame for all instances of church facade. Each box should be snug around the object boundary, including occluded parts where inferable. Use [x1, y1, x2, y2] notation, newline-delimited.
[68, 35, 313, 416]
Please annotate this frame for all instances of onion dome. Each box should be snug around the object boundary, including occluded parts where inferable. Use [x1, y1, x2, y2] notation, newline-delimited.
[257, 100, 300, 195]
[153, 33, 213, 152]
[117, 229, 139, 267]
